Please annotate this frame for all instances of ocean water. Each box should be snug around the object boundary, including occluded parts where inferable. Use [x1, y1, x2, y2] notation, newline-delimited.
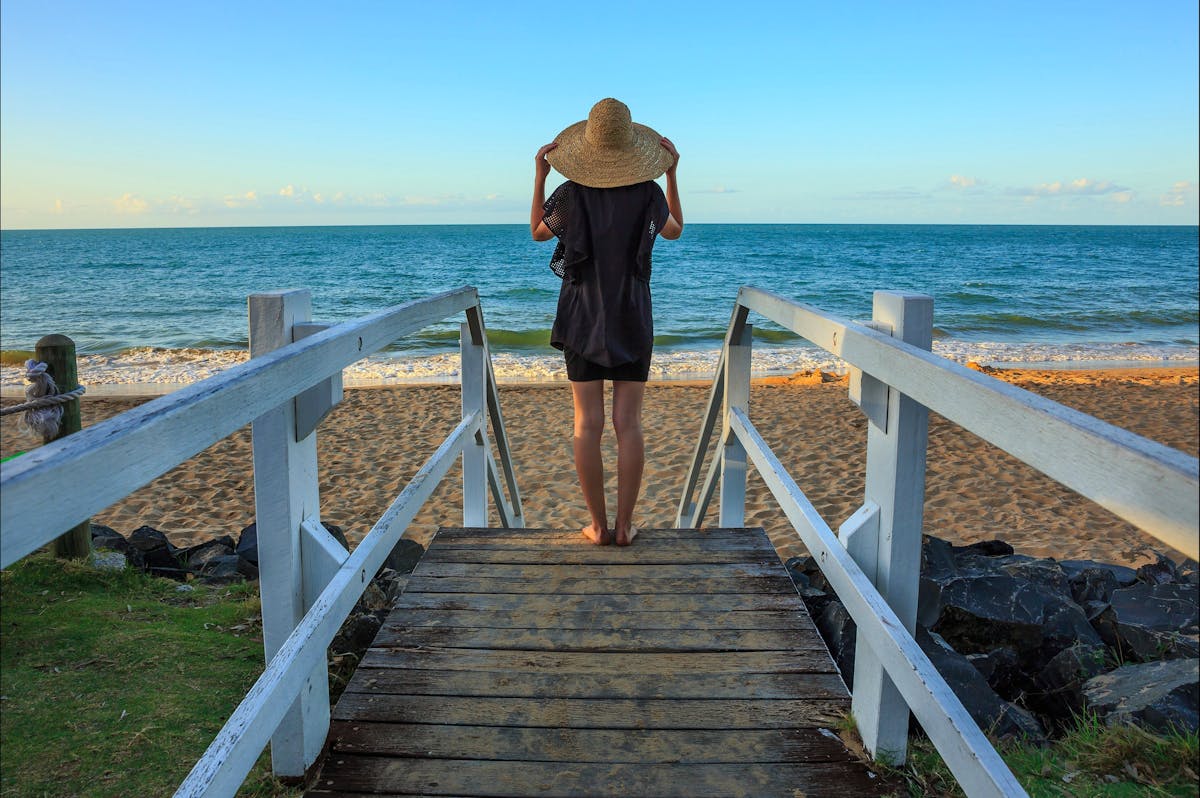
[1, 224, 1196, 383]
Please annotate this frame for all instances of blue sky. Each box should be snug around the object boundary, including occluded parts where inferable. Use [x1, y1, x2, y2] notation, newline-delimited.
[1, 0, 1197, 228]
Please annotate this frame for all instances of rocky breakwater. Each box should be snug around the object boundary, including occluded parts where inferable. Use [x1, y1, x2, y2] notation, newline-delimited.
[88, 521, 423, 696]
[787, 536, 1199, 743]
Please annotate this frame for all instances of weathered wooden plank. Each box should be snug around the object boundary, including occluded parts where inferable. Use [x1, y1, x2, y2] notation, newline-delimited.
[385, 608, 810, 631]
[402, 575, 799, 595]
[391, 591, 808, 613]
[360, 648, 835, 674]
[428, 536, 774, 552]
[373, 624, 812, 652]
[343, 668, 847, 700]
[411, 561, 782, 579]
[435, 526, 766, 540]
[307, 757, 884, 798]
[332, 693, 849, 729]
[325, 723, 857, 763]
[421, 548, 770, 565]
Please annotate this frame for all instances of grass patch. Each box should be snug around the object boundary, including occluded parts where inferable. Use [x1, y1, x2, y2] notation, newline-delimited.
[877, 714, 1199, 797]
[0, 554, 301, 797]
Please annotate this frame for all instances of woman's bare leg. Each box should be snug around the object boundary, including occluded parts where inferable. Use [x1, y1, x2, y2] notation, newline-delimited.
[571, 380, 610, 544]
[611, 381, 646, 546]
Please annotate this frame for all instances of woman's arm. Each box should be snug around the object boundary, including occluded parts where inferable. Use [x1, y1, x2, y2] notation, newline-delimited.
[659, 137, 684, 240]
[531, 143, 558, 241]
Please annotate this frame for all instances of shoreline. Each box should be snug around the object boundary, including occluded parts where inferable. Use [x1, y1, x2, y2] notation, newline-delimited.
[3, 365, 1196, 570]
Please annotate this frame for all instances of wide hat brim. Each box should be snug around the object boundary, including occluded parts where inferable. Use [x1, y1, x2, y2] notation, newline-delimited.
[546, 119, 673, 188]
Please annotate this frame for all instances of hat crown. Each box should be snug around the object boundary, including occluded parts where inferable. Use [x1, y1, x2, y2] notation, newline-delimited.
[584, 98, 634, 148]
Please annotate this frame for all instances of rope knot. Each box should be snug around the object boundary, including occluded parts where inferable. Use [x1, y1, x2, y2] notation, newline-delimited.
[0, 360, 85, 436]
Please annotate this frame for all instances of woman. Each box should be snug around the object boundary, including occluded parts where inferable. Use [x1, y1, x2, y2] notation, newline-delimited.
[530, 98, 683, 546]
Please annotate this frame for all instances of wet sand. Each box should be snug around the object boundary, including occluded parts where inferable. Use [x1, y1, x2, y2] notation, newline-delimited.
[2, 367, 1196, 567]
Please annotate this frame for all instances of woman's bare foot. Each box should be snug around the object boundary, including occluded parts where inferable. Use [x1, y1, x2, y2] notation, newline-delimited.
[582, 524, 612, 545]
[615, 524, 639, 547]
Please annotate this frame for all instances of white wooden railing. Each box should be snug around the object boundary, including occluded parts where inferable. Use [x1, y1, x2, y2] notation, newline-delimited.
[0, 286, 524, 797]
[677, 286, 1199, 798]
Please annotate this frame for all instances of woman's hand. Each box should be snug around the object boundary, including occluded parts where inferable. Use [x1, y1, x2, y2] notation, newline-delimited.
[535, 142, 558, 181]
[660, 137, 680, 175]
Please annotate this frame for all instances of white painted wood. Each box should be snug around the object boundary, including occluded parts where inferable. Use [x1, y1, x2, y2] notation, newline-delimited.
[676, 349, 726, 527]
[719, 323, 752, 528]
[847, 322, 891, 431]
[736, 286, 1198, 560]
[687, 445, 725, 529]
[0, 286, 479, 568]
[292, 322, 343, 440]
[485, 445, 515, 528]
[728, 408, 1027, 798]
[300, 518, 350, 608]
[466, 303, 524, 528]
[248, 290, 330, 777]
[837, 501, 881, 576]
[175, 412, 479, 798]
[460, 322, 488, 527]
[850, 292, 934, 763]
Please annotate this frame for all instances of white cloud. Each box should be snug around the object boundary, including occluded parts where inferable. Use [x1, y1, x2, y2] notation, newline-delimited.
[693, 186, 739, 194]
[946, 175, 983, 190]
[278, 184, 296, 197]
[1159, 180, 1196, 207]
[223, 190, 259, 208]
[1014, 178, 1130, 198]
[112, 193, 150, 214]
[52, 198, 63, 214]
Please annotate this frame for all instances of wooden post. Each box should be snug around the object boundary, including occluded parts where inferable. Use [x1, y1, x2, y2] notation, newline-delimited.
[719, 323, 752, 527]
[248, 290, 330, 778]
[850, 291, 933, 764]
[35, 334, 91, 560]
[461, 322, 487, 527]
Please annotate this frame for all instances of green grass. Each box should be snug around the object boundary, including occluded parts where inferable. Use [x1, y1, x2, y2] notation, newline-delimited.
[0, 554, 301, 797]
[875, 713, 1199, 797]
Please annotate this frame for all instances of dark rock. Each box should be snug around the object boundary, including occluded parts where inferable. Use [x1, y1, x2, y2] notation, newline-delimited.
[917, 627, 1045, 742]
[814, 601, 856, 689]
[1096, 583, 1199, 660]
[236, 523, 258, 565]
[1069, 567, 1119, 605]
[383, 539, 424, 576]
[180, 536, 236, 570]
[1179, 559, 1199, 586]
[195, 555, 244, 584]
[374, 568, 406, 604]
[965, 647, 1021, 697]
[1136, 554, 1181, 586]
[1082, 659, 1199, 734]
[928, 573, 1102, 674]
[90, 524, 127, 553]
[1034, 643, 1109, 721]
[998, 557, 1071, 599]
[957, 539, 1014, 557]
[127, 525, 186, 579]
[236, 556, 259, 581]
[1060, 560, 1137, 588]
[784, 557, 811, 590]
[333, 612, 382, 654]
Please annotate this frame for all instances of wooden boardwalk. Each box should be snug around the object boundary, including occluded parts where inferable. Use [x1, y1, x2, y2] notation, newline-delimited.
[308, 527, 887, 797]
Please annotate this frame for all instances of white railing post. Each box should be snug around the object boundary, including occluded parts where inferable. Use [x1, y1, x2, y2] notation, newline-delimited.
[248, 290, 331, 778]
[719, 323, 752, 527]
[850, 291, 934, 764]
[461, 321, 487, 526]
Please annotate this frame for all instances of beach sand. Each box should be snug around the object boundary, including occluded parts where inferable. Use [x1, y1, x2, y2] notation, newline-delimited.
[2, 367, 1196, 567]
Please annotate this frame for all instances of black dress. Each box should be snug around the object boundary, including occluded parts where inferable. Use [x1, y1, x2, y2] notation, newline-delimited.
[543, 180, 670, 382]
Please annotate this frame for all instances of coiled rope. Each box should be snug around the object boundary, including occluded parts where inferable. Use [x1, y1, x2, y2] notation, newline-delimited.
[0, 360, 87, 437]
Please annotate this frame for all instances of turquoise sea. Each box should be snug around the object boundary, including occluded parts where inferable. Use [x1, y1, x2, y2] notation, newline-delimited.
[1, 224, 1197, 379]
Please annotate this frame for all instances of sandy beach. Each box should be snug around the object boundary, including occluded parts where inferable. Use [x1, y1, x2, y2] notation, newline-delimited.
[2, 367, 1196, 568]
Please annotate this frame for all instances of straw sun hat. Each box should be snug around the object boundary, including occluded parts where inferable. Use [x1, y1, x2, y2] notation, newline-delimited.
[546, 98, 674, 188]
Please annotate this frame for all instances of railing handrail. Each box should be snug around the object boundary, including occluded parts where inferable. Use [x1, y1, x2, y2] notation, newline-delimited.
[1, 285, 493, 568]
[678, 286, 1200, 798]
[0, 286, 525, 797]
[680, 285, 1198, 558]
